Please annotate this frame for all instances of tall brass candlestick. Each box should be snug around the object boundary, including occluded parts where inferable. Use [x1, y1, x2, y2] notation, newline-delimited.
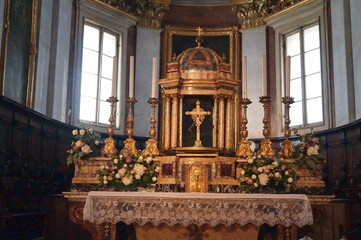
[101, 96, 119, 157]
[279, 96, 295, 158]
[258, 96, 275, 156]
[236, 98, 253, 158]
[144, 98, 160, 156]
[121, 97, 139, 154]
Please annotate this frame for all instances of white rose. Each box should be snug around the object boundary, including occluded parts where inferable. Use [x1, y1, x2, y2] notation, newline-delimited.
[257, 167, 264, 173]
[135, 175, 141, 180]
[247, 158, 254, 164]
[103, 176, 107, 180]
[146, 157, 153, 163]
[275, 172, 281, 178]
[251, 174, 257, 180]
[95, 140, 100, 145]
[287, 177, 294, 183]
[272, 161, 279, 167]
[81, 144, 92, 154]
[119, 154, 123, 159]
[254, 183, 258, 187]
[89, 128, 93, 133]
[133, 164, 145, 176]
[105, 165, 109, 169]
[123, 164, 127, 168]
[103, 180, 108, 184]
[285, 171, 289, 176]
[155, 166, 161, 173]
[122, 175, 133, 185]
[259, 173, 270, 186]
[100, 165, 105, 170]
[138, 156, 144, 161]
[118, 168, 126, 177]
[72, 129, 78, 135]
[113, 159, 118, 164]
[152, 176, 157, 182]
[240, 170, 245, 175]
[307, 146, 319, 156]
[75, 140, 82, 147]
[79, 129, 85, 135]
[115, 173, 121, 179]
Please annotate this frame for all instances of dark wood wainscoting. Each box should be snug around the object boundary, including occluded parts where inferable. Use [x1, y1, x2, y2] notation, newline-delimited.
[0, 96, 148, 239]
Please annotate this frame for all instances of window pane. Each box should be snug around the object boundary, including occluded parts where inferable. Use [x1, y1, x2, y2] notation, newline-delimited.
[82, 49, 99, 74]
[290, 101, 303, 126]
[103, 32, 116, 56]
[305, 73, 322, 99]
[101, 55, 113, 80]
[290, 78, 302, 101]
[81, 72, 97, 98]
[99, 100, 111, 124]
[80, 96, 96, 122]
[290, 55, 301, 79]
[307, 97, 323, 124]
[83, 25, 99, 51]
[305, 49, 320, 75]
[286, 32, 300, 56]
[100, 78, 112, 100]
[304, 25, 320, 52]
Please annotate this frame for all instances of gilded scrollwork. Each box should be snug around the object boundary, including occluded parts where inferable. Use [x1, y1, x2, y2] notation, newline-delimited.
[232, 0, 306, 29]
[98, 0, 170, 28]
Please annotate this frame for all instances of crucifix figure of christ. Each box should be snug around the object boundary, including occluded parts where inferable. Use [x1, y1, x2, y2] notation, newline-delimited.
[185, 100, 211, 147]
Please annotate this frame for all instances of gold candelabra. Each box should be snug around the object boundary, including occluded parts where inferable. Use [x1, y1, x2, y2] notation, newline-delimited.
[101, 96, 119, 157]
[258, 96, 275, 156]
[279, 96, 295, 158]
[144, 98, 160, 156]
[121, 97, 139, 154]
[236, 98, 254, 158]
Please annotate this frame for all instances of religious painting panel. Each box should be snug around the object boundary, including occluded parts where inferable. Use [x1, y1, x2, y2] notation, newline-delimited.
[0, 0, 39, 107]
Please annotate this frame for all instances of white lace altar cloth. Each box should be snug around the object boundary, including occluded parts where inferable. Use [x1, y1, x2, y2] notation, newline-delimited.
[83, 191, 313, 227]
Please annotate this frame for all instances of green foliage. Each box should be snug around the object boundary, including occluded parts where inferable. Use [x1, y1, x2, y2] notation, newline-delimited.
[239, 153, 296, 193]
[66, 127, 102, 165]
[96, 151, 160, 191]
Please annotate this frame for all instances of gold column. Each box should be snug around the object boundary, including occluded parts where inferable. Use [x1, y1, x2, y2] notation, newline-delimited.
[144, 98, 160, 156]
[218, 95, 225, 148]
[101, 96, 119, 157]
[212, 96, 218, 148]
[178, 95, 183, 147]
[225, 96, 232, 149]
[236, 98, 253, 158]
[163, 95, 171, 149]
[171, 93, 178, 148]
[258, 96, 275, 156]
[234, 90, 240, 149]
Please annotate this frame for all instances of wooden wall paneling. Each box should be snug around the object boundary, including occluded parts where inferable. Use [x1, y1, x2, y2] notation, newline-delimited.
[42, 122, 58, 169]
[345, 125, 361, 178]
[28, 117, 43, 160]
[325, 130, 347, 181]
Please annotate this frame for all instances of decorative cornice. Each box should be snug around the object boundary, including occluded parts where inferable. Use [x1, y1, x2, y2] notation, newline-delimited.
[232, 0, 308, 30]
[97, 0, 170, 28]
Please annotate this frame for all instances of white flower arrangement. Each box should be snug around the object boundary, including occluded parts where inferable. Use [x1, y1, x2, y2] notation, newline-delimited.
[67, 127, 101, 165]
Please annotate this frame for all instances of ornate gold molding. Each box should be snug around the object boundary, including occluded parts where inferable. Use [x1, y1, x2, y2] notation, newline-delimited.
[0, 0, 10, 96]
[97, 0, 170, 28]
[232, 0, 309, 30]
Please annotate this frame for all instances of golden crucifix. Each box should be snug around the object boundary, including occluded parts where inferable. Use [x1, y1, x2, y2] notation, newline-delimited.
[196, 26, 203, 36]
[185, 100, 211, 147]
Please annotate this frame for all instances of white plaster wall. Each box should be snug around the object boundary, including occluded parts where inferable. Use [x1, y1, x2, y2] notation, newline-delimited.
[350, 0, 361, 119]
[47, 0, 72, 122]
[241, 28, 266, 139]
[331, 0, 354, 126]
[34, 0, 53, 115]
[134, 27, 161, 137]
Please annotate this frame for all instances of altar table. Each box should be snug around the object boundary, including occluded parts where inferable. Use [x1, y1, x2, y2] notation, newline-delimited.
[81, 191, 313, 240]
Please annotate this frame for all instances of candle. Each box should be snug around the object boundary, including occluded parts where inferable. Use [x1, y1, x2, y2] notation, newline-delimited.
[111, 56, 117, 97]
[151, 57, 157, 98]
[285, 55, 291, 97]
[129, 56, 134, 98]
[262, 55, 267, 96]
[243, 56, 247, 98]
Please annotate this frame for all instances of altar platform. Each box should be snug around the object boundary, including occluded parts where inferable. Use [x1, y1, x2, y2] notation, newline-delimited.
[65, 191, 313, 240]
